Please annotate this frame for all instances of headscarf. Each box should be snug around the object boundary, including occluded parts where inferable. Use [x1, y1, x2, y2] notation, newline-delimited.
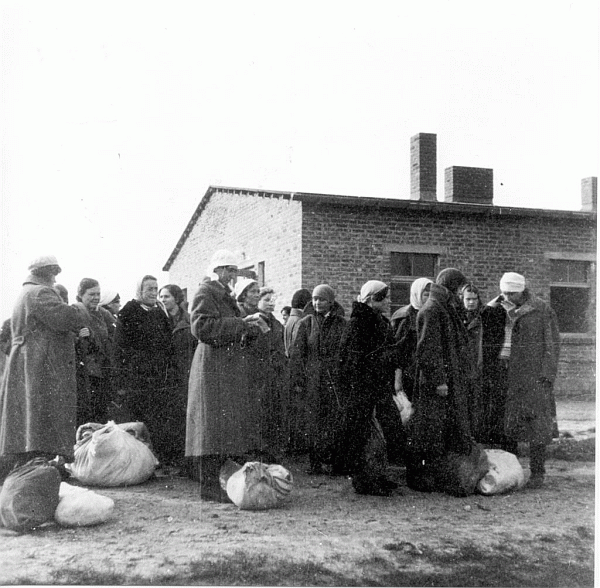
[234, 277, 258, 301]
[99, 289, 119, 308]
[312, 284, 335, 303]
[291, 289, 312, 310]
[410, 277, 433, 310]
[500, 272, 526, 293]
[358, 280, 388, 303]
[135, 275, 157, 302]
[436, 268, 467, 294]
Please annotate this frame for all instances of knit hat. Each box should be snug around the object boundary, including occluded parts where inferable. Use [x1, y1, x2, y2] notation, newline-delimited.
[358, 280, 388, 303]
[500, 272, 526, 293]
[234, 277, 258, 301]
[312, 284, 335, 302]
[436, 268, 467, 294]
[28, 255, 61, 273]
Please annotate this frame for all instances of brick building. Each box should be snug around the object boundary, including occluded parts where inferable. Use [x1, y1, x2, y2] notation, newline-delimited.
[163, 134, 596, 397]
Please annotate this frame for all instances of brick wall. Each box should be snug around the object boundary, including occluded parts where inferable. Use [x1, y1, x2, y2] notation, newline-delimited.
[556, 336, 596, 397]
[168, 190, 303, 315]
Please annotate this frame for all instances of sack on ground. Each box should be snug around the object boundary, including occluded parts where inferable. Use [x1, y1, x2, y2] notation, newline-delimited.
[54, 482, 115, 527]
[66, 420, 158, 487]
[0, 458, 61, 531]
[477, 449, 526, 495]
[441, 442, 489, 497]
[226, 462, 293, 510]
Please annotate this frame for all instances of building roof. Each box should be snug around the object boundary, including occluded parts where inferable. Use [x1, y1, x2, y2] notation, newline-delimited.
[163, 185, 596, 271]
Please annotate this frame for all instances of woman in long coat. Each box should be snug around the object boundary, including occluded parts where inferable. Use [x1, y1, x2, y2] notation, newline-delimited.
[290, 284, 346, 474]
[0, 256, 84, 479]
[186, 250, 263, 501]
[335, 280, 405, 495]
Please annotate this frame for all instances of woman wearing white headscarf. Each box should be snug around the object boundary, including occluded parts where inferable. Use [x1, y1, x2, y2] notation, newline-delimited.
[390, 278, 433, 402]
[335, 280, 406, 496]
[114, 275, 174, 466]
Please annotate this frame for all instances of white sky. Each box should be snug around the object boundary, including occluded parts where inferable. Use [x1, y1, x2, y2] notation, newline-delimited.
[1, 1, 598, 318]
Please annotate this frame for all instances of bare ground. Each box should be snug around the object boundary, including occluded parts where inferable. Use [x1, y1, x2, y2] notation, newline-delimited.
[0, 450, 595, 586]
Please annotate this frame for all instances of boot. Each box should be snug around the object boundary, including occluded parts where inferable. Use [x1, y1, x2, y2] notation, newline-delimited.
[526, 442, 546, 488]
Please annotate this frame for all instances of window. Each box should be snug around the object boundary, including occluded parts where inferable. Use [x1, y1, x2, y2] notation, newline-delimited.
[549, 259, 592, 333]
[390, 252, 437, 314]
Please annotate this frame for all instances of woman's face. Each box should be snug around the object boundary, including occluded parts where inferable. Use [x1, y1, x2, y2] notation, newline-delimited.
[312, 296, 332, 315]
[421, 288, 431, 306]
[107, 299, 121, 315]
[244, 283, 261, 308]
[140, 279, 158, 306]
[159, 288, 178, 312]
[463, 291, 479, 312]
[371, 292, 391, 316]
[258, 293, 275, 314]
[81, 286, 101, 311]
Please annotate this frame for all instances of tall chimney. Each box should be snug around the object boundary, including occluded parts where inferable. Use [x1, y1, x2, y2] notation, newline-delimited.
[410, 133, 437, 201]
[444, 166, 493, 205]
[581, 177, 597, 212]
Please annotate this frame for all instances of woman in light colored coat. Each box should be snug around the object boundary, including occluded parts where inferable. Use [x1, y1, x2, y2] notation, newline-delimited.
[0, 256, 85, 479]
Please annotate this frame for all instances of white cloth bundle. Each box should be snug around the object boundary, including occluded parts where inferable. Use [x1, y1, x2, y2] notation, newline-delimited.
[477, 449, 527, 495]
[226, 462, 293, 510]
[55, 483, 114, 527]
[66, 421, 158, 487]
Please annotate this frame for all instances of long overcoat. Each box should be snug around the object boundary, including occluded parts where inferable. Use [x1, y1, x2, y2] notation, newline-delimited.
[186, 279, 260, 457]
[0, 276, 83, 458]
[289, 306, 346, 459]
[485, 294, 560, 444]
[408, 284, 472, 459]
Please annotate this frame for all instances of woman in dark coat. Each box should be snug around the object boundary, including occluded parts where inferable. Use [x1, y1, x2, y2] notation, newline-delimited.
[335, 280, 405, 496]
[159, 284, 198, 469]
[290, 284, 346, 474]
[406, 268, 473, 492]
[0, 256, 85, 480]
[115, 275, 174, 466]
[72, 278, 116, 425]
[186, 250, 263, 501]
[390, 277, 432, 401]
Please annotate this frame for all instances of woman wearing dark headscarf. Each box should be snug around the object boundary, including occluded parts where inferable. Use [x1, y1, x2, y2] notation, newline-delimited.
[406, 268, 474, 493]
[115, 275, 174, 466]
[290, 284, 346, 473]
[284, 288, 313, 358]
[335, 280, 405, 495]
[72, 278, 116, 425]
[390, 277, 433, 402]
[0, 256, 85, 481]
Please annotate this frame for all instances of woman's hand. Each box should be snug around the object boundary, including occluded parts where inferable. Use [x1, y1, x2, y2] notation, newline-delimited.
[78, 327, 90, 338]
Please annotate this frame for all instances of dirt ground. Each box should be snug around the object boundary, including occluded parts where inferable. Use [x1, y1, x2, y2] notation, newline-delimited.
[0, 402, 595, 586]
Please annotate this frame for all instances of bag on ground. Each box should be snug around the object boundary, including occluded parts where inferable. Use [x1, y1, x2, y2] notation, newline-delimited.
[441, 441, 489, 497]
[477, 449, 526, 495]
[0, 458, 61, 531]
[226, 462, 293, 510]
[66, 421, 158, 487]
[54, 482, 115, 527]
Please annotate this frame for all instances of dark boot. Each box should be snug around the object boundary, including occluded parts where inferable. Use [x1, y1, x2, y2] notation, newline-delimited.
[527, 442, 546, 488]
[188, 455, 232, 502]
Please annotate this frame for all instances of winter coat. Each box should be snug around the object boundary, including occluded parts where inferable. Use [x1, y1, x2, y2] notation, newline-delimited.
[289, 306, 346, 460]
[186, 279, 261, 457]
[391, 304, 418, 400]
[284, 308, 305, 357]
[0, 275, 83, 458]
[408, 284, 472, 460]
[485, 294, 560, 444]
[463, 309, 484, 438]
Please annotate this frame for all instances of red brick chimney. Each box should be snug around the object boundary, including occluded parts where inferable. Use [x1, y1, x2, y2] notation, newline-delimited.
[444, 166, 493, 205]
[410, 133, 437, 201]
[581, 177, 597, 212]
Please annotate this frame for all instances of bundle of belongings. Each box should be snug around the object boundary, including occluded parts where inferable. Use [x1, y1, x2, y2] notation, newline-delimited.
[220, 460, 293, 510]
[67, 421, 158, 487]
[477, 449, 527, 495]
[0, 458, 114, 531]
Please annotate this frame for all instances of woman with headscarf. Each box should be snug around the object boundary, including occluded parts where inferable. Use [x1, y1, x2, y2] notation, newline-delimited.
[158, 284, 198, 469]
[98, 290, 121, 339]
[186, 249, 264, 501]
[114, 275, 174, 467]
[72, 278, 116, 425]
[0, 256, 86, 481]
[335, 280, 405, 495]
[390, 277, 433, 402]
[284, 288, 312, 358]
[234, 277, 261, 318]
[406, 268, 474, 493]
[290, 284, 346, 474]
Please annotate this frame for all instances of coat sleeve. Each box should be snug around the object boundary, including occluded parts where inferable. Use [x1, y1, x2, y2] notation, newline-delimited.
[33, 287, 82, 333]
[190, 285, 251, 347]
[289, 318, 309, 388]
[542, 305, 561, 383]
[416, 304, 447, 389]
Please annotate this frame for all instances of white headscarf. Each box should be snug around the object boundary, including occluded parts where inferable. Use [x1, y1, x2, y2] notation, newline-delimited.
[410, 278, 433, 310]
[500, 272, 526, 293]
[357, 280, 388, 303]
[98, 289, 119, 307]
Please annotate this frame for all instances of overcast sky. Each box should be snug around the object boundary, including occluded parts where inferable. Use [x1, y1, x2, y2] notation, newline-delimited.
[1, 1, 598, 318]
